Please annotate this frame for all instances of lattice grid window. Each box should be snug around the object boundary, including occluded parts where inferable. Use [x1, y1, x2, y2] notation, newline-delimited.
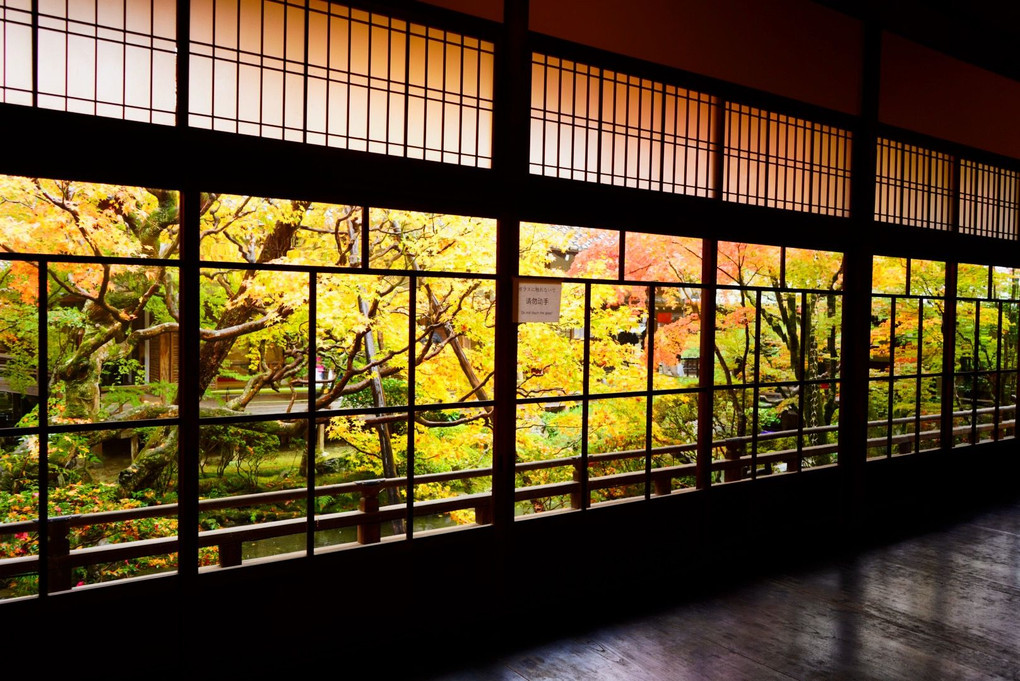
[723, 104, 852, 216]
[959, 160, 1019, 240]
[530, 53, 717, 196]
[189, 0, 494, 166]
[868, 256, 946, 458]
[0, 0, 32, 105]
[0, 0, 177, 122]
[874, 138, 954, 230]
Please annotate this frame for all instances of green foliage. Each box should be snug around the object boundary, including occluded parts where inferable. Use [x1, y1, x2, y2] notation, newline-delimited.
[144, 291, 176, 325]
[48, 430, 94, 474]
[757, 408, 781, 431]
[0, 444, 38, 494]
[341, 376, 407, 411]
[199, 424, 281, 491]
[100, 357, 145, 386]
[652, 394, 698, 451]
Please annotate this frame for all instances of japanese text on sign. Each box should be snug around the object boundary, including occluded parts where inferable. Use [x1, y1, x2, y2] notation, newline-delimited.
[515, 280, 562, 322]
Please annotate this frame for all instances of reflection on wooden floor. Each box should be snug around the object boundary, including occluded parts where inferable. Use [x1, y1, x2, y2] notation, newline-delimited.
[416, 498, 1020, 681]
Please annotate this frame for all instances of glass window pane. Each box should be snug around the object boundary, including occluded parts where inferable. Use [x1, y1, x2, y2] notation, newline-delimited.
[415, 277, 496, 406]
[199, 269, 310, 416]
[1000, 373, 1017, 440]
[978, 302, 1001, 371]
[199, 421, 308, 564]
[976, 373, 997, 443]
[894, 298, 919, 377]
[514, 400, 581, 517]
[314, 412, 408, 549]
[993, 266, 1020, 300]
[0, 426, 40, 599]
[624, 233, 702, 283]
[891, 378, 919, 455]
[370, 209, 496, 274]
[412, 405, 492, 533]
[867, 380, 890, 458]
[518, 282, 585, 398]
[712, 386, 752, 483]
[589, 284, 647, 394]
[316, 273, 410, 411]
[715, 289, 756, 386]
[756, 392, 797, 477]
[650, 393, 697, 493]
[50, 426, 179, 588]
[919, 299, 945, 374]
[953, 375, 976, 448]
[872, 256, 907, 295]
[588, 396, 646, 505]
[918, 376, 941, 452]
[1003, 303, 1019, 372]
[957, 263, 989, 299]
[870, 297, 893, 377]
[805, 293, 841, 381]
[200, 194, 360, 267]
[0, 175, 179, 258]
[956, 300, 976, 373]
[802, 381, 839, 469]
[910, 259, 945, 297]
[519, 222, 619, 279]
[785, 247, 843, 291]
[759, 291, 799, 384]
[0, 260, 38, 430]
[48, 263, 180, 424]
[651, 286, 701, 390]
[717, 242, 781, 287]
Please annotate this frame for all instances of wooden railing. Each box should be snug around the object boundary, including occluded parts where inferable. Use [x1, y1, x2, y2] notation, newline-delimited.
[1, 405, 1014, 593]
[0, 470, 496, 593]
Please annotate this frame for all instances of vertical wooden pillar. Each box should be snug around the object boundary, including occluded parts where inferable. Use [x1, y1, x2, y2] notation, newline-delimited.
[839, 18, 882, 537]
[696, 264, 717, 490]
[176, 3, 200, 673]
[36, 260, 50, 597]
[941, 157, 962, 449]
[941, 262, 959, 448]
[489, 0, 530, 629]
[696, 97, 725, 491]
[492, 0, 530, 528]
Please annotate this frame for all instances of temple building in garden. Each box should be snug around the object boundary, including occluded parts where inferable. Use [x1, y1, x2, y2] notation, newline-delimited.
[1, 0, 1019, 677]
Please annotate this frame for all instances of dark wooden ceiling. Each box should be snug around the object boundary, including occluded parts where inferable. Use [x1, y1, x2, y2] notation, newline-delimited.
[817, 0, 1020, 83]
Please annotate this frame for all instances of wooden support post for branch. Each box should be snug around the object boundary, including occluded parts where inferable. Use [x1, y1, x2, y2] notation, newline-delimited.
[356, 292, 404, 536]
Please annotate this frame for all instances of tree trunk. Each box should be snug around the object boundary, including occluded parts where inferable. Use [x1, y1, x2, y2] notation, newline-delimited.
[117, 426, 178, 494]
[359, 294, 405, 535]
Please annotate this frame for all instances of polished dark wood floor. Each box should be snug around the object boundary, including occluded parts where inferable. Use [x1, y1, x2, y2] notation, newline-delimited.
[411, 498, 1020, 681]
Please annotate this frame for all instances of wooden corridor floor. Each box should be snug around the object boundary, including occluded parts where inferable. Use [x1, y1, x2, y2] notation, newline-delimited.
[409, 497, 1020, 681]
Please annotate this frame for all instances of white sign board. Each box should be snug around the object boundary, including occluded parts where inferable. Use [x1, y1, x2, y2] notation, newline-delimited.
[515, 280, 562, 323]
